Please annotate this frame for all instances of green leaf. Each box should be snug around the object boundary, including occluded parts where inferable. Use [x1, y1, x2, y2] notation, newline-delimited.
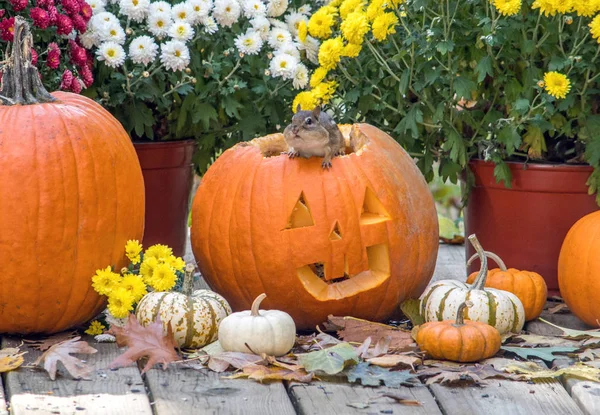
[493, 161, 512, 188]
[454, 76, 476, 100]
[548, 55, 569, 71]
[345, 362, 418, 387]
[192, 102, 219, 130]
[522, 125, 546, 159]
[441, 129, 467, 166]
[400, 299, 425, 326]
[398, 70, 410, 95]
[513, 98, 530, 115]
[297, 343, 359, 375]
[497, 125, 521, 155]
[475, 56, 493, 83]
[436, 40, 455, 54]
[437, 214, 463, 243]
[501, 346, 579, 362]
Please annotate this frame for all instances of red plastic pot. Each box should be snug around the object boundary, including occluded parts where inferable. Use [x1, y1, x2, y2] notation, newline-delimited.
[134, 139, 195, 257]
[465, 160, 598, 296]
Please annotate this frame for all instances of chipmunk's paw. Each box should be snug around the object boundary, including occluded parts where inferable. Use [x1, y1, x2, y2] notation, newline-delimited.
[286, 149, 300, 159]
[335, 149, 346, 157]
[322, 160, 332, 170]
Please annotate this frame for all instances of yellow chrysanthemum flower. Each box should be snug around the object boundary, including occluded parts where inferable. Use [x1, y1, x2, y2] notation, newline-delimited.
[166, 255, 186, 272]
[340, 0, 365, 19]
[149, 263, 178, 292]
[372, 12, 398, 41]
[388, 0, 405, 5]
[85, 320, 106, 336]
[552, 0, 573, 14]
[341, 11, 370, 45]
[310, 67, 329, 88]
[532, 0, 557, 16]
[125, 240, 143, 264]
[493, 0, 522, 16]
[329, 0, 344, 7]
[543, 71, 571, 99]
[590, 15, 600, 42]
[343, 43, 363, 57]
[574, 0, 600, 17]
[119, 274, 148, 302]
[92, 266, 122, 296]
[107, 288, 135, 318]
[366, 0, 385, 21]
[308, 8, 336, 39]
[293, 91, 319, 112]
[144, 244, 173, 261]
[139, 256, 159, 284]
[298, 20, 308, 43]
[319, 37, 344, 70]
[312, 81, 338, 105]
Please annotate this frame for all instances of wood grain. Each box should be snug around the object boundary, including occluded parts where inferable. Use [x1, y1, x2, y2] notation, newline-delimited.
[288, 379, 441, 415]
[143, 363, 296, 415]
[432, 244, 466, 283]
[429, 378, 584, 415]
[0, 336, 8, 415]
[2, 336, 152, 415]
[562, 379, 600, 415]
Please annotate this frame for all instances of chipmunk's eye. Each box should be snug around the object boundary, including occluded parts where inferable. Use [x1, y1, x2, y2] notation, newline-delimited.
[305, 117, 312, 125]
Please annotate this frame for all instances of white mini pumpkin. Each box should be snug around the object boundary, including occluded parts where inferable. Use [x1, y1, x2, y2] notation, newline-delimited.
[218, 293, 296, 357]
[136, 265, 232, 348]
[419, 234, 525, 335]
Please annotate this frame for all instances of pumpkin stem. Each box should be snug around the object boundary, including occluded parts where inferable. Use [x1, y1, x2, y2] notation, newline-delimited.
[466, 251, 507, 271]
[182, 264, 195, 296]
[468, 234, 489, 290]
[251, 293, 267, 317]
[453, 300, 473, 327]
[0, 17, 56, 106]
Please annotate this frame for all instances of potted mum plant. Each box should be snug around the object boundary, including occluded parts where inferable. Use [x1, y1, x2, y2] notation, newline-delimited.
[83, 0, 315, 256]
[292, 0, 600, 294]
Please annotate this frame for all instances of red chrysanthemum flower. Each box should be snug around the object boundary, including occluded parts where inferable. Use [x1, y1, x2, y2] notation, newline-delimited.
[61, 0, 80, 15]
[46, 47, 61, 69]
[71, 13, 86, 33]
[79, 63, 93, 87]
[60, 69, 73, 90]
[30, 48, 39, 66]
[56, 14, 73, 35]
[70, 77, 82, 93]
[30, 7, 51, 29]
[0, 17, 15, 42]
[0, 9, 5, 19]
[36, 0, 54, 8]
[47, 5, 58, 25]
[69, 40, 87, 66]
[9, 0, 28, 12]
[80, 3, 92, 22]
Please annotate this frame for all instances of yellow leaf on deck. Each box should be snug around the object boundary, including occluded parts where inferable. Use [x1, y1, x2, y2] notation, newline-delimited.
[0, 348, 26, 372]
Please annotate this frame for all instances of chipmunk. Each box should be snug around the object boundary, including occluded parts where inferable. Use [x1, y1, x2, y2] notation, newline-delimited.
[283, 105, 345, 169]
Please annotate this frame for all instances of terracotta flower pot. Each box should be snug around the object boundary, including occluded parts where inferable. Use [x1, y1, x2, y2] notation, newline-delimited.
[465, 160, 598, 295]
[134, 139, 196, 257]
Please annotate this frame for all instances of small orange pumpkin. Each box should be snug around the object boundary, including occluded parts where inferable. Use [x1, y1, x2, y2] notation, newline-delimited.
[416, 301, 501, 362]
[465, 251, 547, 321]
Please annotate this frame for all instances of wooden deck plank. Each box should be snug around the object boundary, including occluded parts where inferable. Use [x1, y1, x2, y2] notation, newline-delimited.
[562, 378, 600, 415]
[2, 336, 152, 415]
[144, 363, 296, 415]
[432, 244, 465, 283]
[287, 380, 441, 415]
[0, 336, 8, 415]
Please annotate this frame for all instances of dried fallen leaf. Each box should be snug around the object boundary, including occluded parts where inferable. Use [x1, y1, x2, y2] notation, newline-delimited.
[208, 352, 266, 372]
[578, 349, 600, 362]
[345, 362, 418, 387]
[33, 337, 97, 380]
[226, 363, 313, 383]
[400, 299, 425, 326]
[378, 392, 421, 406]
[367, 354, 421, 369]
[297, 342, 359, 375]
[108, 314, 179, 374]
[547, 303, 569, 314]
[327, 315, 415, 351]
[23, 331, 79, 351]
[504, 362, 600, 382]
[0, 348, 26, 373]
[501, 346, 579, 362]
[357, 336, 391, 359]
[538, 318, 600, 339]
[506, 334, 581, 348]
[296, 332, 341, 352]
[419, 362, 521, 385]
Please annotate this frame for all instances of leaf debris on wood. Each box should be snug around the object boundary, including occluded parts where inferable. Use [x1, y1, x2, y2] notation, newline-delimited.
[33, 336, 97, 380]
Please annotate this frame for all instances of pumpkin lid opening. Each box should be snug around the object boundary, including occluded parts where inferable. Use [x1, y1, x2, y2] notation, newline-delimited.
[249, 124, 368, 158]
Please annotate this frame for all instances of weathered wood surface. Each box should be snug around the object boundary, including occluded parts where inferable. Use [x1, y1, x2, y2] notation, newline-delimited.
[287, 380, 441, 415]
[2, 336, 152, 415]
[431, 243, 466, 282]
[0, 337, 8, 415]
[562, 379, 600, 415]
[143, 363, 296, 415]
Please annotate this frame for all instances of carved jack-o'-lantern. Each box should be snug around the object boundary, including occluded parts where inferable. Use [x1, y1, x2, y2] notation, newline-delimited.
[191, 124, 439, 329]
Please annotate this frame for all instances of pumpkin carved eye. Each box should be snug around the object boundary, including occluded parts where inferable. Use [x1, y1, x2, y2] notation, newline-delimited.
[285, 192, 314, 229]
[361, 187, 391, 225]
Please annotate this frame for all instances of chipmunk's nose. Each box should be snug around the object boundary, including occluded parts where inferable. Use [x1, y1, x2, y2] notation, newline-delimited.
[292, 125, 299, 134]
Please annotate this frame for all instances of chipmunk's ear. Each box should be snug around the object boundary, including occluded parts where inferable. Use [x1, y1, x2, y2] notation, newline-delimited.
[296, 104, 302, 113]
[312, 106, 321, 120]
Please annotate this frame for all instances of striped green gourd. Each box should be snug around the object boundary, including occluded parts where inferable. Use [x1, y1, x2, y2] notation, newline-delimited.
[419, 234, 525, 335]
[136, 264, 232, 348]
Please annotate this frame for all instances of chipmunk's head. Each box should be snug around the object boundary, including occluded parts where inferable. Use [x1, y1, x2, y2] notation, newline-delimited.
[290, 105, 324, 136]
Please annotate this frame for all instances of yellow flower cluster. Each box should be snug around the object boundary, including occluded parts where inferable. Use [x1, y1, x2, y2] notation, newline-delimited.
[543, 71, 571, 99]
[91, 241, 186, 318]
[85, 320, 106, 336]
[492, 0, 522, 16]
[532, 0, 600, 17]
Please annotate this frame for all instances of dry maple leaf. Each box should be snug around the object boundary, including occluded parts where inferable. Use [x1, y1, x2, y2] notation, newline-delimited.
[23, 331, 79, 351]
[0, 348, 26, 373]
[108, 314, 179, 374]
[33, 337, 97, 380]
[327, 315, 415, 351]
[207, 352, 266, 373]
[367, 354, 421, 369]
[226, 363, 313, 383]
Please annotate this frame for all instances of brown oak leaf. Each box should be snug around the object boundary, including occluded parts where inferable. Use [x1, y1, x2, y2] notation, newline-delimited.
[226, 364, 313, 383]
[326, 315, 415, 351]
[23, 331, 79, 351]
[207, 352, 266, 373]
[33, 337, 97, 380]
[108, 314, 179, 374]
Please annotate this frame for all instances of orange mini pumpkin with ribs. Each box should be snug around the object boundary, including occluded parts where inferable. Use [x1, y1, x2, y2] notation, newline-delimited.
[191, 123, 439, 329]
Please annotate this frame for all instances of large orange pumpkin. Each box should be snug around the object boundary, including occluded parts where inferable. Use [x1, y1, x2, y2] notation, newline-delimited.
[0, 18, 145, 334]
[191, 123, 439, 329]
[558, 210, 600, 327]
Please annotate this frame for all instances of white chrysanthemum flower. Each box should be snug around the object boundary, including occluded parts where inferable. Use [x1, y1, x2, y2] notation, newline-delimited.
[104, 311, 127, 327]
[94, 333, 117, 342]
[87, 0, 107, 14]
[160, 40, 191, 71]
[97, 21, 126, 44]
[298, 35, 319, 65]
[201, 16, 219, 34]
[119, 0, 150, 23]
[285, 11, 306, 37]
[269, 18, 288, 30]
[79, 29, 100, 49]
[97, 41, 126, 68]
[267, 27, 292, 49]
[149, 0, 171, 15]
[90, 11, 119, 29]
[297, 4, 311, 14]
[292, 63, 308, 89]
[213, 0, 241, 27]
[234, 30, 263, 55]
[172, 2, 195, 22]
[188, 0, 213, 23]
[148, 12, 172, 36]
[274, 42, 299, 58]
[129, 35, 159, 65]
[242, 0, 266, 17]
[168, 21, 195, 41]
[250, 15, 270, 40]
[269, 52, 297, 79]
[266, 0, 287, 17]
